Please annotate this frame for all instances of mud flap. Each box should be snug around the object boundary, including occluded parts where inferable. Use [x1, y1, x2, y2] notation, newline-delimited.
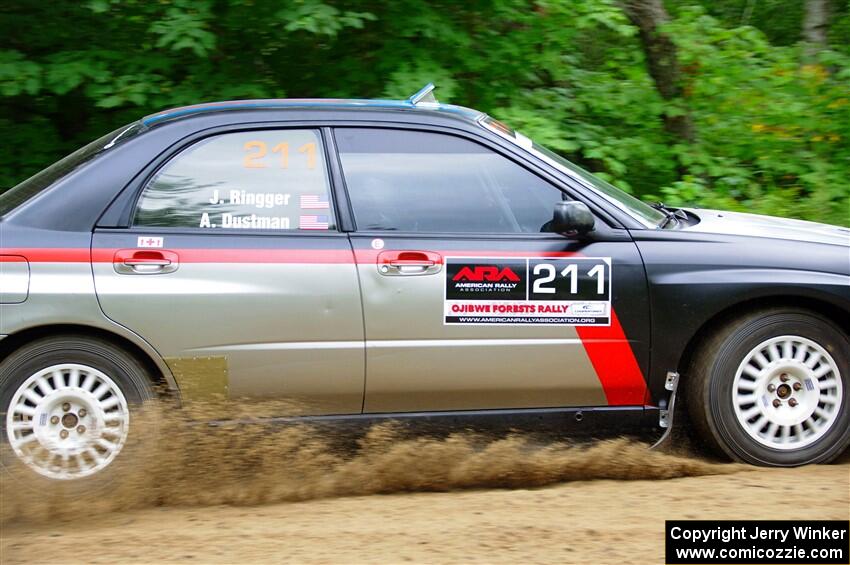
[650, 371, 680, 450]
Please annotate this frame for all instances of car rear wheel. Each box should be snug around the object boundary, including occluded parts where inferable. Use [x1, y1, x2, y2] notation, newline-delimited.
[0, 335, 157, 483]
[688, 308, 850, 466]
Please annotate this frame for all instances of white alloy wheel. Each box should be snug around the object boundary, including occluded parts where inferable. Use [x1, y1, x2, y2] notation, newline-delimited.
[732, 335, 842, 450]
[5, 363, 130, 479]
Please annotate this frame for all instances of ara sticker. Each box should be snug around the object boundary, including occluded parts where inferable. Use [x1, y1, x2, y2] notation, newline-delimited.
[443, 256, 612, 326]
[137, 236, 164, 248]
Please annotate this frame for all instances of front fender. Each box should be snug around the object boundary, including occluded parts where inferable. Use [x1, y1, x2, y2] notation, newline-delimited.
[634, 231, 850, 404]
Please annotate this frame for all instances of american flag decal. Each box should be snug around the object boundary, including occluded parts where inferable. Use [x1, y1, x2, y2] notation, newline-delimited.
[300, 194, 329, 209]
[299, 215, 329, 230]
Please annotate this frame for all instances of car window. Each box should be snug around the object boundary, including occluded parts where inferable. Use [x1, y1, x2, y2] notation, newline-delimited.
[0, 122, 144, 217]
[335, 128, 568, 233]
[481, 116, 666, 228]
[134, 129, 335, 231]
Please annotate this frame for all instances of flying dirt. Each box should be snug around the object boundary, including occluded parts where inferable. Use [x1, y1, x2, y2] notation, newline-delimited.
[1, 400, 847, 563]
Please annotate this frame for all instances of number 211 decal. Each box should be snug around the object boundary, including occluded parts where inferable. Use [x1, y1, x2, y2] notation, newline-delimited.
[242, 141, 317, 169]
[444, 257, 612, 326]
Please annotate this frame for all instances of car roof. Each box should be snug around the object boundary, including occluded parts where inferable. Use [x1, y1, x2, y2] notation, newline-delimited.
[141, 98, 484, 127]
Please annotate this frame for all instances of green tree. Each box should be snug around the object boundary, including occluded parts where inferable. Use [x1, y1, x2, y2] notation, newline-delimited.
[1, 0, 848, 225]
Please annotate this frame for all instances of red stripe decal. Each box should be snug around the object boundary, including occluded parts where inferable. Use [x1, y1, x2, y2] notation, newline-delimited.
[352, 249, 579, 263]
[575, 309, 647, 405]
[95, 248, 354, 264]
[6, 248, 581, 264]
[0, 248, 91, 262]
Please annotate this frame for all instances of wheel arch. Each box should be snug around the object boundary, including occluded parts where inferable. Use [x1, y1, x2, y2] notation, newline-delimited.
[0, 324, 178, 398]
[676, 294, 850, 378]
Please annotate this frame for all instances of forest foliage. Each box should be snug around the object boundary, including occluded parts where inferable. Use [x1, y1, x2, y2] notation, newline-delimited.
[1, 0, 848, 225]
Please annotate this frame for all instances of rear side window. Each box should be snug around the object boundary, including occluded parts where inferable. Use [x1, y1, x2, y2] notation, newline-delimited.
[0, 122, 144, 217]
[134, 129, 335, 231]
[335, 128, 567, 233]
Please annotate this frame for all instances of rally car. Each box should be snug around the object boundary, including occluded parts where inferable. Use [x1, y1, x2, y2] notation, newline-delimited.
[1, 84, 848, 482]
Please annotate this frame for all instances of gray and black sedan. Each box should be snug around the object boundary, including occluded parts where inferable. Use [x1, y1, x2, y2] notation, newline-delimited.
[1, 84, 848, 482]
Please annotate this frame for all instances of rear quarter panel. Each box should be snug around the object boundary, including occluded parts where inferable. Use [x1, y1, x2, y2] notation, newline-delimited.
[0, 225, 180, 391]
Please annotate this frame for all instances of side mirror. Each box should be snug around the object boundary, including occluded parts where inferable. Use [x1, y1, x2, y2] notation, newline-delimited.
[550, 201, 595, 235]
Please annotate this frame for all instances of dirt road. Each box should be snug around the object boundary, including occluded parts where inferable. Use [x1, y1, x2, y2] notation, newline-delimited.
[2, 424, 847, 564]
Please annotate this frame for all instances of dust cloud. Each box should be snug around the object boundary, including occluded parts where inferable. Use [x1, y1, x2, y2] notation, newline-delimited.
[0, 399, 738, 526]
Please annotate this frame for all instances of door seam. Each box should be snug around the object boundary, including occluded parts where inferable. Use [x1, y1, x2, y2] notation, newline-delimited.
[347, 234, 370, 413]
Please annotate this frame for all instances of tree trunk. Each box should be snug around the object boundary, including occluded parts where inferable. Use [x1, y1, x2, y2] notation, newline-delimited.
[621, 0, 695, 144]
[803, 0, 829, 57]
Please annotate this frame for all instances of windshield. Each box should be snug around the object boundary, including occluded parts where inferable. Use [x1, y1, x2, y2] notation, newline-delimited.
[0, 122, 145, 217]
[481, 117, 666, 228]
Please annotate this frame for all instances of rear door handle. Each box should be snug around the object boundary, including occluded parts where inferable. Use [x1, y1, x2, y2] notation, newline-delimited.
[114, 249, 179, 275]
[377, 250, 442, 276]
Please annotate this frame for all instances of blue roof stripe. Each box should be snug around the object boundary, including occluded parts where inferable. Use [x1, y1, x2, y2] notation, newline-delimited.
[142, 98, 480, 126]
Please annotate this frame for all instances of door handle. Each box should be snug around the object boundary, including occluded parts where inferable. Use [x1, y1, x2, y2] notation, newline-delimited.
[114, 249, 179, 275]
[377, 250, 442, 276]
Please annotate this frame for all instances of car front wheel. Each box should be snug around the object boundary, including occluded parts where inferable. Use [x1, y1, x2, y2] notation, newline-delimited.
[688, 308, 850, 466]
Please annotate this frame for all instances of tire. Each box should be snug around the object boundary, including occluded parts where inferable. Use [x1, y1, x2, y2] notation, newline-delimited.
[687, 307, 850, 466]
[0, 334, 157, 487]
